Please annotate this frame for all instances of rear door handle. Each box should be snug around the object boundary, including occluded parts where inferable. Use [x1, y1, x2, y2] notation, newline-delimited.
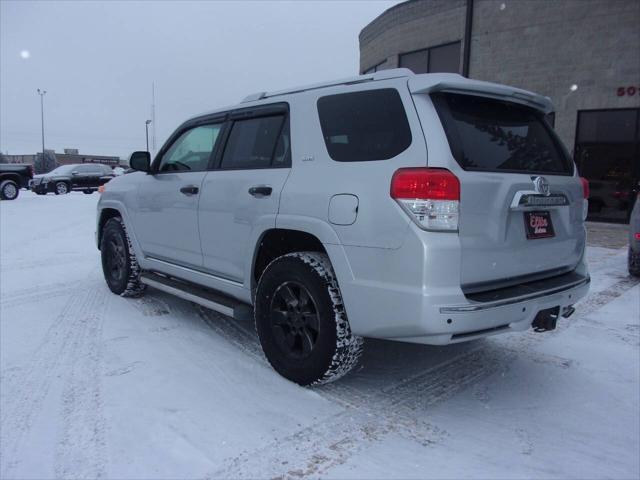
[248, 185, 272, 197]
[180, 185, 199, 196]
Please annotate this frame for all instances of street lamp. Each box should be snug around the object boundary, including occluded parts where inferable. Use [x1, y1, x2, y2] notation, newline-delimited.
[145, 120, 152, 152]
[37, 89, 46, 168]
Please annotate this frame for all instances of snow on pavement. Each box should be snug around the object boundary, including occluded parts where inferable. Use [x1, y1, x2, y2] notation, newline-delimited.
[1, 192, 638, 479]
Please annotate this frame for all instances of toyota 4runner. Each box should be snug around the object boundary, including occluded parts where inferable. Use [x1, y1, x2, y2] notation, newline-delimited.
[96, 69, 590, 385]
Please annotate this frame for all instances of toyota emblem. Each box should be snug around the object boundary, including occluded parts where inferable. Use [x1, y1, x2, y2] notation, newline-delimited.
[533, 176, 550, 196]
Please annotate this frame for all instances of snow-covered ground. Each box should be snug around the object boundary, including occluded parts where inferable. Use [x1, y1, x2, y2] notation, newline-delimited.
[1, 192, 638, 480]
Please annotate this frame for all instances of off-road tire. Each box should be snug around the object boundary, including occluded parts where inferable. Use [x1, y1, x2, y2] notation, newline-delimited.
[629, 248, 640, 277]
[54, 181, 69, 195]
[100, 217, 146, 297]
[255, 252, 363, 386]
[0, 180, 19, 200]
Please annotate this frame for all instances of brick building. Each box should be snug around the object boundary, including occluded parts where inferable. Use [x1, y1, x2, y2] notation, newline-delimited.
[3, 149, 121, 169]
[360, 0, 640, 223]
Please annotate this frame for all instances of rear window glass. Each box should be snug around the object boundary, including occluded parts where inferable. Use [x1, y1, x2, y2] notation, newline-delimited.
[432, 92, 572, 175]
[317, 89, 412, 162]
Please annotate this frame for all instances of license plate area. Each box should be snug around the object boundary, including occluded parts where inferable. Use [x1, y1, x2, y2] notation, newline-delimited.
[523, 210, 555, 239]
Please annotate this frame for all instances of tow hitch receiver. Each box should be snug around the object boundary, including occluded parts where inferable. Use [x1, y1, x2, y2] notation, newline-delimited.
[532, 306, 560, 332]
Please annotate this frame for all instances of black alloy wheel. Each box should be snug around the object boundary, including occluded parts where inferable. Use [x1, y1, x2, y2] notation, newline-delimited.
[270, 281, 320, 360]
[104, 231, 127, 287]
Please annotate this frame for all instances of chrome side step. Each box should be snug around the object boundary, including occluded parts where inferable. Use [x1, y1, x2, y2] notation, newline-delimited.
[140, 271, 248, 318]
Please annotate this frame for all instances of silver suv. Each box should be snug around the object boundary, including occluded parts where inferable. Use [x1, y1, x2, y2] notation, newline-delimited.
[96, 69, 590, 385]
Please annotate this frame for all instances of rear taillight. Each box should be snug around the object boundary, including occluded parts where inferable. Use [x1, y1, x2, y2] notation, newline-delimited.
[390, 168, 460, 231]
[580, 177, 590, 221]
[580, 177, 590, 199]
[635, 233, 640, 241]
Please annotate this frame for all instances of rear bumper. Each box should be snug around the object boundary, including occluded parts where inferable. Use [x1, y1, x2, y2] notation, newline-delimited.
[30, 181, 52, 193]
[330, 223, 590, 345]
[401, 274, 589, 345]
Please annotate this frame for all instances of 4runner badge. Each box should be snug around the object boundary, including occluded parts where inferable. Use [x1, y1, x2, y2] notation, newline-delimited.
[533, 176, 550, 196]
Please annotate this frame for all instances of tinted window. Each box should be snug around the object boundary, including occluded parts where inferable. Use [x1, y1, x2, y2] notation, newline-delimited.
[272, 117, 291, 167]
[399, 42, 461, 74]
[428, 42, 461, 73]
[159, 124, 221, 172]
[82, 164, 104, 173]
[399, 49, 429, 74]
[577, 109, 637, 143]
[49, 165, 75, 175]
[221, 115, 285, 169]
[432, 92, 572, 175]
[317, 89, 412, 162]
[363, 61, 385, 74]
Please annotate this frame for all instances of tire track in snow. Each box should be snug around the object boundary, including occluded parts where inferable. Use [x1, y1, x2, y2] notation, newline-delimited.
[139, 248, 636, 479]
[1, 253, 95, 273]
[207, 274, 639, 479]
[0, 280, 83, 309]
[210, 345, 508, 479]
[1, 218, 87, 253]
[194, 305, 266, 364]
[0, 279, 109, 479]
[54, 288, 109, 479]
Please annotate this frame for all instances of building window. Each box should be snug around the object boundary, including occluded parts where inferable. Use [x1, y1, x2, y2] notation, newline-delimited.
[399, 41, 461, 74]
[574, 108, 640, 223]
[363, 61, 385, 75]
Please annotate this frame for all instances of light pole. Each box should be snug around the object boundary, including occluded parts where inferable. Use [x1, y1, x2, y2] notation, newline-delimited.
[145, 119, 152, 152]
[37, 89, 46, 168]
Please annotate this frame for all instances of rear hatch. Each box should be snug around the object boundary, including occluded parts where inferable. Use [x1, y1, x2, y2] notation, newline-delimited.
[409, 76, 585, 293]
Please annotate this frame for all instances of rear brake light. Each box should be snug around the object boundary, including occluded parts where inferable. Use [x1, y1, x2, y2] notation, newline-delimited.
[635, 233, 640, 241]
[580, 177, 590, 199]
[390, 168, 460, 231]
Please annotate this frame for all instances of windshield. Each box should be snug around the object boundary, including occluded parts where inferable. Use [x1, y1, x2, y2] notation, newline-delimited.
[432, 92, 573, 175]
[48, 165, 75, 175]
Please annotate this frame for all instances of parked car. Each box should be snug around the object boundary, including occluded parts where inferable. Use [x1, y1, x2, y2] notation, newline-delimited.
[629, 193, 640, 277]
[0, 163, 33, 200]
[96, 69, 590, 385]
[30, 163, 115, 195]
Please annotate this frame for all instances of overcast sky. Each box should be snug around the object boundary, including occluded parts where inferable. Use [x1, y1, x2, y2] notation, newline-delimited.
[1, 0, 398, 158]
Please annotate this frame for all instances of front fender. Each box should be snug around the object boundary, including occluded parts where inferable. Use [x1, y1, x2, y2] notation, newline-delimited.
[96, 197, 145, 266]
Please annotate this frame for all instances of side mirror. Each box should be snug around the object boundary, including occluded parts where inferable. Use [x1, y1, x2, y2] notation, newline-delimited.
[129, 151, 151, 172]
[71, 171, 79, 176]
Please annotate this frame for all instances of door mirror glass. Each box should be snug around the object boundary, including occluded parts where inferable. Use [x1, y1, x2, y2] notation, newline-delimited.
[130, 151, 151, 172]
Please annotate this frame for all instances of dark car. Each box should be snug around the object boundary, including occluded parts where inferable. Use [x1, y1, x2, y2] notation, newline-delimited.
[629, 194, 640, 277]
[30, 163, 115, 195]
[0, 163, 33, 200]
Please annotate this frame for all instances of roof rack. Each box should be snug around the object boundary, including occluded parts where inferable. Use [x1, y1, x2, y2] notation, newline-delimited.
[240, 68, 414, 103]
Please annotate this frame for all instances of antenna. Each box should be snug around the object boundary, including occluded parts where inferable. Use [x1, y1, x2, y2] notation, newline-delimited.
[151, 82, 156, 152]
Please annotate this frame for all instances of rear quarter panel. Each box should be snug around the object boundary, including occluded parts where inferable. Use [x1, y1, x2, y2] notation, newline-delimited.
[277, 78, 428, 250]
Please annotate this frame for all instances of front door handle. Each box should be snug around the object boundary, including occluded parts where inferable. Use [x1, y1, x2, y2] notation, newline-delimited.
[180, 185, 199, 196]
[248, 185, 272, 197]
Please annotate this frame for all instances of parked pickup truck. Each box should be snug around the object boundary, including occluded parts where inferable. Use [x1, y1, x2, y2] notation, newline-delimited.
[0, 163, 33, 200]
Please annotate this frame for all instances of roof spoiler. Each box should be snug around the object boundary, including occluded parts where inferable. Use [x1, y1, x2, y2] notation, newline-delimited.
[409, 74, 554, 113]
